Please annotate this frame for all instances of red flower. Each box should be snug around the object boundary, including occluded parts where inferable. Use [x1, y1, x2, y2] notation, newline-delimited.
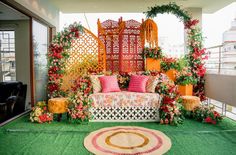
[211, 120, 216, 125]
[161, 106, 169, 113]
[205, 116, 212, 123]
[43, 107, 47, 111]
[165, 118, 169, 124]
[163, 96, 175, 104]
[184, 19, 199, 29]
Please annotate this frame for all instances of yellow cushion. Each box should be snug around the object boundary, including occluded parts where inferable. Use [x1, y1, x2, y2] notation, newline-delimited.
[48, 98, 68, 114]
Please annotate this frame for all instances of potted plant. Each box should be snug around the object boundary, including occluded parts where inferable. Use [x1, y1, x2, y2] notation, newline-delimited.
[143, 47, 163, 71]
[161, 56, 178, 81]
[176, 67, 197, 96]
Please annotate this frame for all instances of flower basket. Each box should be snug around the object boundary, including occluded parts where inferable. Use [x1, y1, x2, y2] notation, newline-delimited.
[178, 84, 193, 96]
[146, 58, 161, 71]
[165, 69, 177, 81]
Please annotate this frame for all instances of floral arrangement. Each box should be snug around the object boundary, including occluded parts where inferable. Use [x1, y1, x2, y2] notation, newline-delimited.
[67, 76, 93, 123]
[155, 73, 183, 125]
[161, 56, 178, 72]
[175, 67, 197, 85]
[47, 22, 84, 98]
[192, 105, 223, 124]
[143, 47, 163, 59]
[186, 27, 207, 100]
[30, 101, 53, 123]
[117, 72, 131, 89]
[145, 3, 207, 101]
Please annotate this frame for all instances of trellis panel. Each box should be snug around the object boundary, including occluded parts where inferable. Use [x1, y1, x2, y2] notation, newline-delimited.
[61, 28, 106, 91]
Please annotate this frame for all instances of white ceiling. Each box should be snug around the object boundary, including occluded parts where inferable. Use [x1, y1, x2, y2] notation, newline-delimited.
[49, 0, 236, 14]
[0, 1, 29, 20]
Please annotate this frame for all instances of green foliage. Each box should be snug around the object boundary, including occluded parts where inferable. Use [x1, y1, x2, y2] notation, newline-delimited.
[143, 47, 163, 59]
[161, 56, 178, 72]
[145, 2, 191, 22]
[192, 105, 223, 124]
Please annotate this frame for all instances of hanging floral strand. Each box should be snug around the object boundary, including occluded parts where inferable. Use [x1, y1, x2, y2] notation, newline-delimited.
[140, 19, 158, 48]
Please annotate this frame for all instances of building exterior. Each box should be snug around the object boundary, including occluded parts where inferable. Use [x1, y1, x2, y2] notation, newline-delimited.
[222, 15, 236, 73]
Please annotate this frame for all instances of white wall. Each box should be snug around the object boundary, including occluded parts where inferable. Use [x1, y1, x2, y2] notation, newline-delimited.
[205, 73, 236, 106]
[0, 20, 31, 108]
[186, 8, 203, 27]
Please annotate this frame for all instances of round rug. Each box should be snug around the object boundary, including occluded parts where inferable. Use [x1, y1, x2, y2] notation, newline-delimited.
[84, 126, 171, 155]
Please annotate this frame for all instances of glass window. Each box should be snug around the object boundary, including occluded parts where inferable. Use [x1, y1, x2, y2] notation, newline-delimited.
[0, 30, 16, 81]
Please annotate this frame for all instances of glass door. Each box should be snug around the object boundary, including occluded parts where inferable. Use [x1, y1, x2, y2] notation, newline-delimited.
[32, 20, 48, 102]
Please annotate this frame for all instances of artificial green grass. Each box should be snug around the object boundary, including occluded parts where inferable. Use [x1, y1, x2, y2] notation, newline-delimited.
[0, 115, 236, 155]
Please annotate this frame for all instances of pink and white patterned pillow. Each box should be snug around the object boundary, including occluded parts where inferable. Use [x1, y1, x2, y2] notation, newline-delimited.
[146, 76, 159, 93]
[90, 75, 103, 93]
[128, 75, 149, 93]
[99, 76, 121, 93]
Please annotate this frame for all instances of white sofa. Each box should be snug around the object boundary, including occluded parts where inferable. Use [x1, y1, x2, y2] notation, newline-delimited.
[89, 91, 161, 122]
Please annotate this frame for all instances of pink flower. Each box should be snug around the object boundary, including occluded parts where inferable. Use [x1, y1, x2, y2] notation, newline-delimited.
[165, 118, 169, 124]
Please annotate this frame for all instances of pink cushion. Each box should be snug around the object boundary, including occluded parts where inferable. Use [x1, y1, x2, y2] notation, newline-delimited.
[128, 75, 149, 93]
[99, 76, 121, 93]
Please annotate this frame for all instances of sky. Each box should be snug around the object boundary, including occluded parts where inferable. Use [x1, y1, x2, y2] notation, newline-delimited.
[60, 2, 236, 49]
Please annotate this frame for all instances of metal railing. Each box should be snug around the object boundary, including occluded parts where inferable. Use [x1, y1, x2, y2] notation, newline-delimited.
[205, 45, 236, 120]
[206, 45, 236, 74]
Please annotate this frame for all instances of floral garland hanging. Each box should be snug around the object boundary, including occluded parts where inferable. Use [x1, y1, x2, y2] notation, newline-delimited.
[47, 22, 84, 98]
[145, 3, 207, 101]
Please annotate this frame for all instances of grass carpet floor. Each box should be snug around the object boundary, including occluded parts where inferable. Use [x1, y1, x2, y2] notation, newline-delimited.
[0, 115, 236, 155]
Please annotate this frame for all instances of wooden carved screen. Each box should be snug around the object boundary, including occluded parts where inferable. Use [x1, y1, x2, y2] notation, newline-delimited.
[61, 27, 106, 91]
[98, 18, 144, 73]
[120, 19, 144, 72]
[98, 19, 120, 72]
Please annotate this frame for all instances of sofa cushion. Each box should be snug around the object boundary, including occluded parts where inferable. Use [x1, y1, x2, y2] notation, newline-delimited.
[128, 75, 149, 92]
[99, 76, 121, 93]
[146, 76, 159, 93]
[90, 75, 103, 93]
[89, 91, 161, 108]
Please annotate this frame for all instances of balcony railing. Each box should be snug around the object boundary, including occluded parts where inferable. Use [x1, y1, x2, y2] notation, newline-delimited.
[206, 45, 236, 75]
[205, 45, 236, 120]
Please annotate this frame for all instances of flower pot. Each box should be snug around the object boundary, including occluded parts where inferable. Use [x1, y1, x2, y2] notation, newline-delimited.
[165, 69, 177, 81]
[146, 58, 160, 71]
[178, 84, 193, 96]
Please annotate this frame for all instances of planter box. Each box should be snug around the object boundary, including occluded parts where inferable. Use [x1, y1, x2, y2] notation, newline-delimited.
[178, 84, 193, 96]
[146, 58, 160, 71]
[165, 69, 177, 81]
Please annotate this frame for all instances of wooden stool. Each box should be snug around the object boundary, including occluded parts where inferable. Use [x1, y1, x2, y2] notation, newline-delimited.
[48, 98, 68, 121]
[181, 96, 201, 111]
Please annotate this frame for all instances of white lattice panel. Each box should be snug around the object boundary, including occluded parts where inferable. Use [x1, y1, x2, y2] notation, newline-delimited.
[90, 107, 159, 122]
